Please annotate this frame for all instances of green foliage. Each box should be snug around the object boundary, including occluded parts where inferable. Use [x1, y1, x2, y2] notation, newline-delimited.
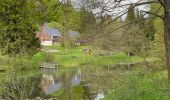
[68, 10, 81, 31]
[120, 6, 156, 55]
[35, 0, 64, 24]
[0, 0, 40, 55]
[149, 4, 165, 61]
[0, 54, 36, 71]
[152, 19, 165, 60]
[79, 7, 97, 42]
[150, 3, 164, 16]
[104, 69, 169, 100]
[48, 22, 64, 32]
[126, 4, 135, 22]
[62, 2, 82, 31]
[141, 4, 163, 42]
[38, 1, 81, 31]
[0, 73, 41, 99]
[144, 19, 155, 41]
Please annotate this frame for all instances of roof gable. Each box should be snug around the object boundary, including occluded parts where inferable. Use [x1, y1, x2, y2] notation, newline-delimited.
[45, 26, 62, 37]
[40, 24, 81, 37]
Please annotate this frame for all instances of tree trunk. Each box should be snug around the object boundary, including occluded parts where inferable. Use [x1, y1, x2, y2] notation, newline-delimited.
[163, 0, 170, 86]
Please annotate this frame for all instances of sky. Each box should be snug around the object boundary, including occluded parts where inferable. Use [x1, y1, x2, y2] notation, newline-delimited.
[61, 0, 149, 19]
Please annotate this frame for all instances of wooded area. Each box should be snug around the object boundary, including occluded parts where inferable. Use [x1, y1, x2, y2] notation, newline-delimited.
[0, 0, 170, 99]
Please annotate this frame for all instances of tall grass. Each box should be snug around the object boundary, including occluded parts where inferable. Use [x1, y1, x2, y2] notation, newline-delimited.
[0, 54, 36, 71]
[0, 72, 41, 100]
[104, 66, 170, 100]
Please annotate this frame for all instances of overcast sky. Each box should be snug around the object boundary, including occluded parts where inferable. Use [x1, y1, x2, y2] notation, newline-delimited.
[66, 0, 149, 19]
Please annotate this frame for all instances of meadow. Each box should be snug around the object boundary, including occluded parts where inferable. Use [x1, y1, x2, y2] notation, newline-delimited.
[31, 46, 144, 67]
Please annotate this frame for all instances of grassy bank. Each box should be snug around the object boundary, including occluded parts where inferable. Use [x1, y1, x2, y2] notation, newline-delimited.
[32, 46, 144, 67]
[0, 45, 146, 75]
[104, 69, 169, 100]
[0, 54, 38, 72]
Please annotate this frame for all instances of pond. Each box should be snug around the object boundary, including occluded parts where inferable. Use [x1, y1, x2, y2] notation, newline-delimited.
[0, 63, 139, 100]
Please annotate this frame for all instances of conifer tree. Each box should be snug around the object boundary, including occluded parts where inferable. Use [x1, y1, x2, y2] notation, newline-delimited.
[126, 4, 135, 22]
[0, 0, 40, 55]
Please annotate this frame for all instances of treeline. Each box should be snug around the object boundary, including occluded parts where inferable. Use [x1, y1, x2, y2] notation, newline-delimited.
[0, 0, 96, 55]
[0, 0, 165, 60]
[83, 3, 165, 61]
[121, 3, 164, 59]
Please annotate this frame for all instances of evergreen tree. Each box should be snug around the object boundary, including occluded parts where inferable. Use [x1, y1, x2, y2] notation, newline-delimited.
[80, 7, 96, 42]
[126, 4, 135, 22]
[136, 9, 155, 41]
[35, 0, 64, 24]
[62, 1, 81, 31]
[152, 18, 165, 60]
[144, 19, 155, 41]
[0, 0, 40, 55]
[48, 22, 64, 32]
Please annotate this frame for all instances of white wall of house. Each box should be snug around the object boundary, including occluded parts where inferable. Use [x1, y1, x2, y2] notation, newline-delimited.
[41, 41, 53, 46]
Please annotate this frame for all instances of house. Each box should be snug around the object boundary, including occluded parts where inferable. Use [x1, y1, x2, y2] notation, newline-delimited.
[37, 24, 62, 46]
[69, 30, 81, 45]
[37, 24, 81, 46]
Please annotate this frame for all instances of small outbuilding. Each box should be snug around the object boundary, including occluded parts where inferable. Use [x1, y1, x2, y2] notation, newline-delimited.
[69, 30, 81, 45]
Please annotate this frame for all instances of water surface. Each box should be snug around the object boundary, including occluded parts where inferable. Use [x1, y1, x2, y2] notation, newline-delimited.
[1, 63, 137, 100]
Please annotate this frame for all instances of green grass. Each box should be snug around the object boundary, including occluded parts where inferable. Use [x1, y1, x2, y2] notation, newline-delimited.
[43, 45, 62, 50]
[0, 54, 37, 71]
[0, 45, 144, 70]
[104, 70, 169, 100]
[0, 44, 156, 72]
[31, 52, 45, 64]
[50, 46, 144, 67]
[0, 45, 167, 99]
[31, 45, 144, 67]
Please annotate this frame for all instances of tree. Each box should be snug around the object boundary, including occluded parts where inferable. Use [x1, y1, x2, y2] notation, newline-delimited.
[48, 22, 64, 32]
[126, 4, 136, 22]
[162, 2, 170, 86]
[62, 2, 82, 31]
[80, 7, 97, 44]
[61, 0, 72, 48]
[81, 0, 170, 86]
[120, 5, 149, 55]
[0, 0, 40, 55]
[35, 0, 64, 24]
[152, 18, 165, 60]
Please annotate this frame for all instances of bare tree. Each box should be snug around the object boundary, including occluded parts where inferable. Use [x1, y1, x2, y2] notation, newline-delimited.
[45, 0, 170, 86]
[78, 0, 170, 86]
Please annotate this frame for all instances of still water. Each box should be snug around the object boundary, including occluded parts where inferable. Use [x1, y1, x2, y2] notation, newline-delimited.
[1, 64, 135, 100]
[38, 67, 107, 100]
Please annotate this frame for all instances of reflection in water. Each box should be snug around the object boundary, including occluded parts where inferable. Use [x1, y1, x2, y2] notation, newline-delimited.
[40, 74, 62, 95]
[39, 68, 105, 100]
[71, 69, 81, 86]
[39, 68, 82, 95]
[1, 63, 138, 99]
[94, 92, 104, 100]
[40, 68, 62, 95]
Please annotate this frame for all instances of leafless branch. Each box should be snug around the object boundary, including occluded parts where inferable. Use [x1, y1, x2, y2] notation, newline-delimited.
[157, 0, 165, 9]
[141, 4, 163, 19]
